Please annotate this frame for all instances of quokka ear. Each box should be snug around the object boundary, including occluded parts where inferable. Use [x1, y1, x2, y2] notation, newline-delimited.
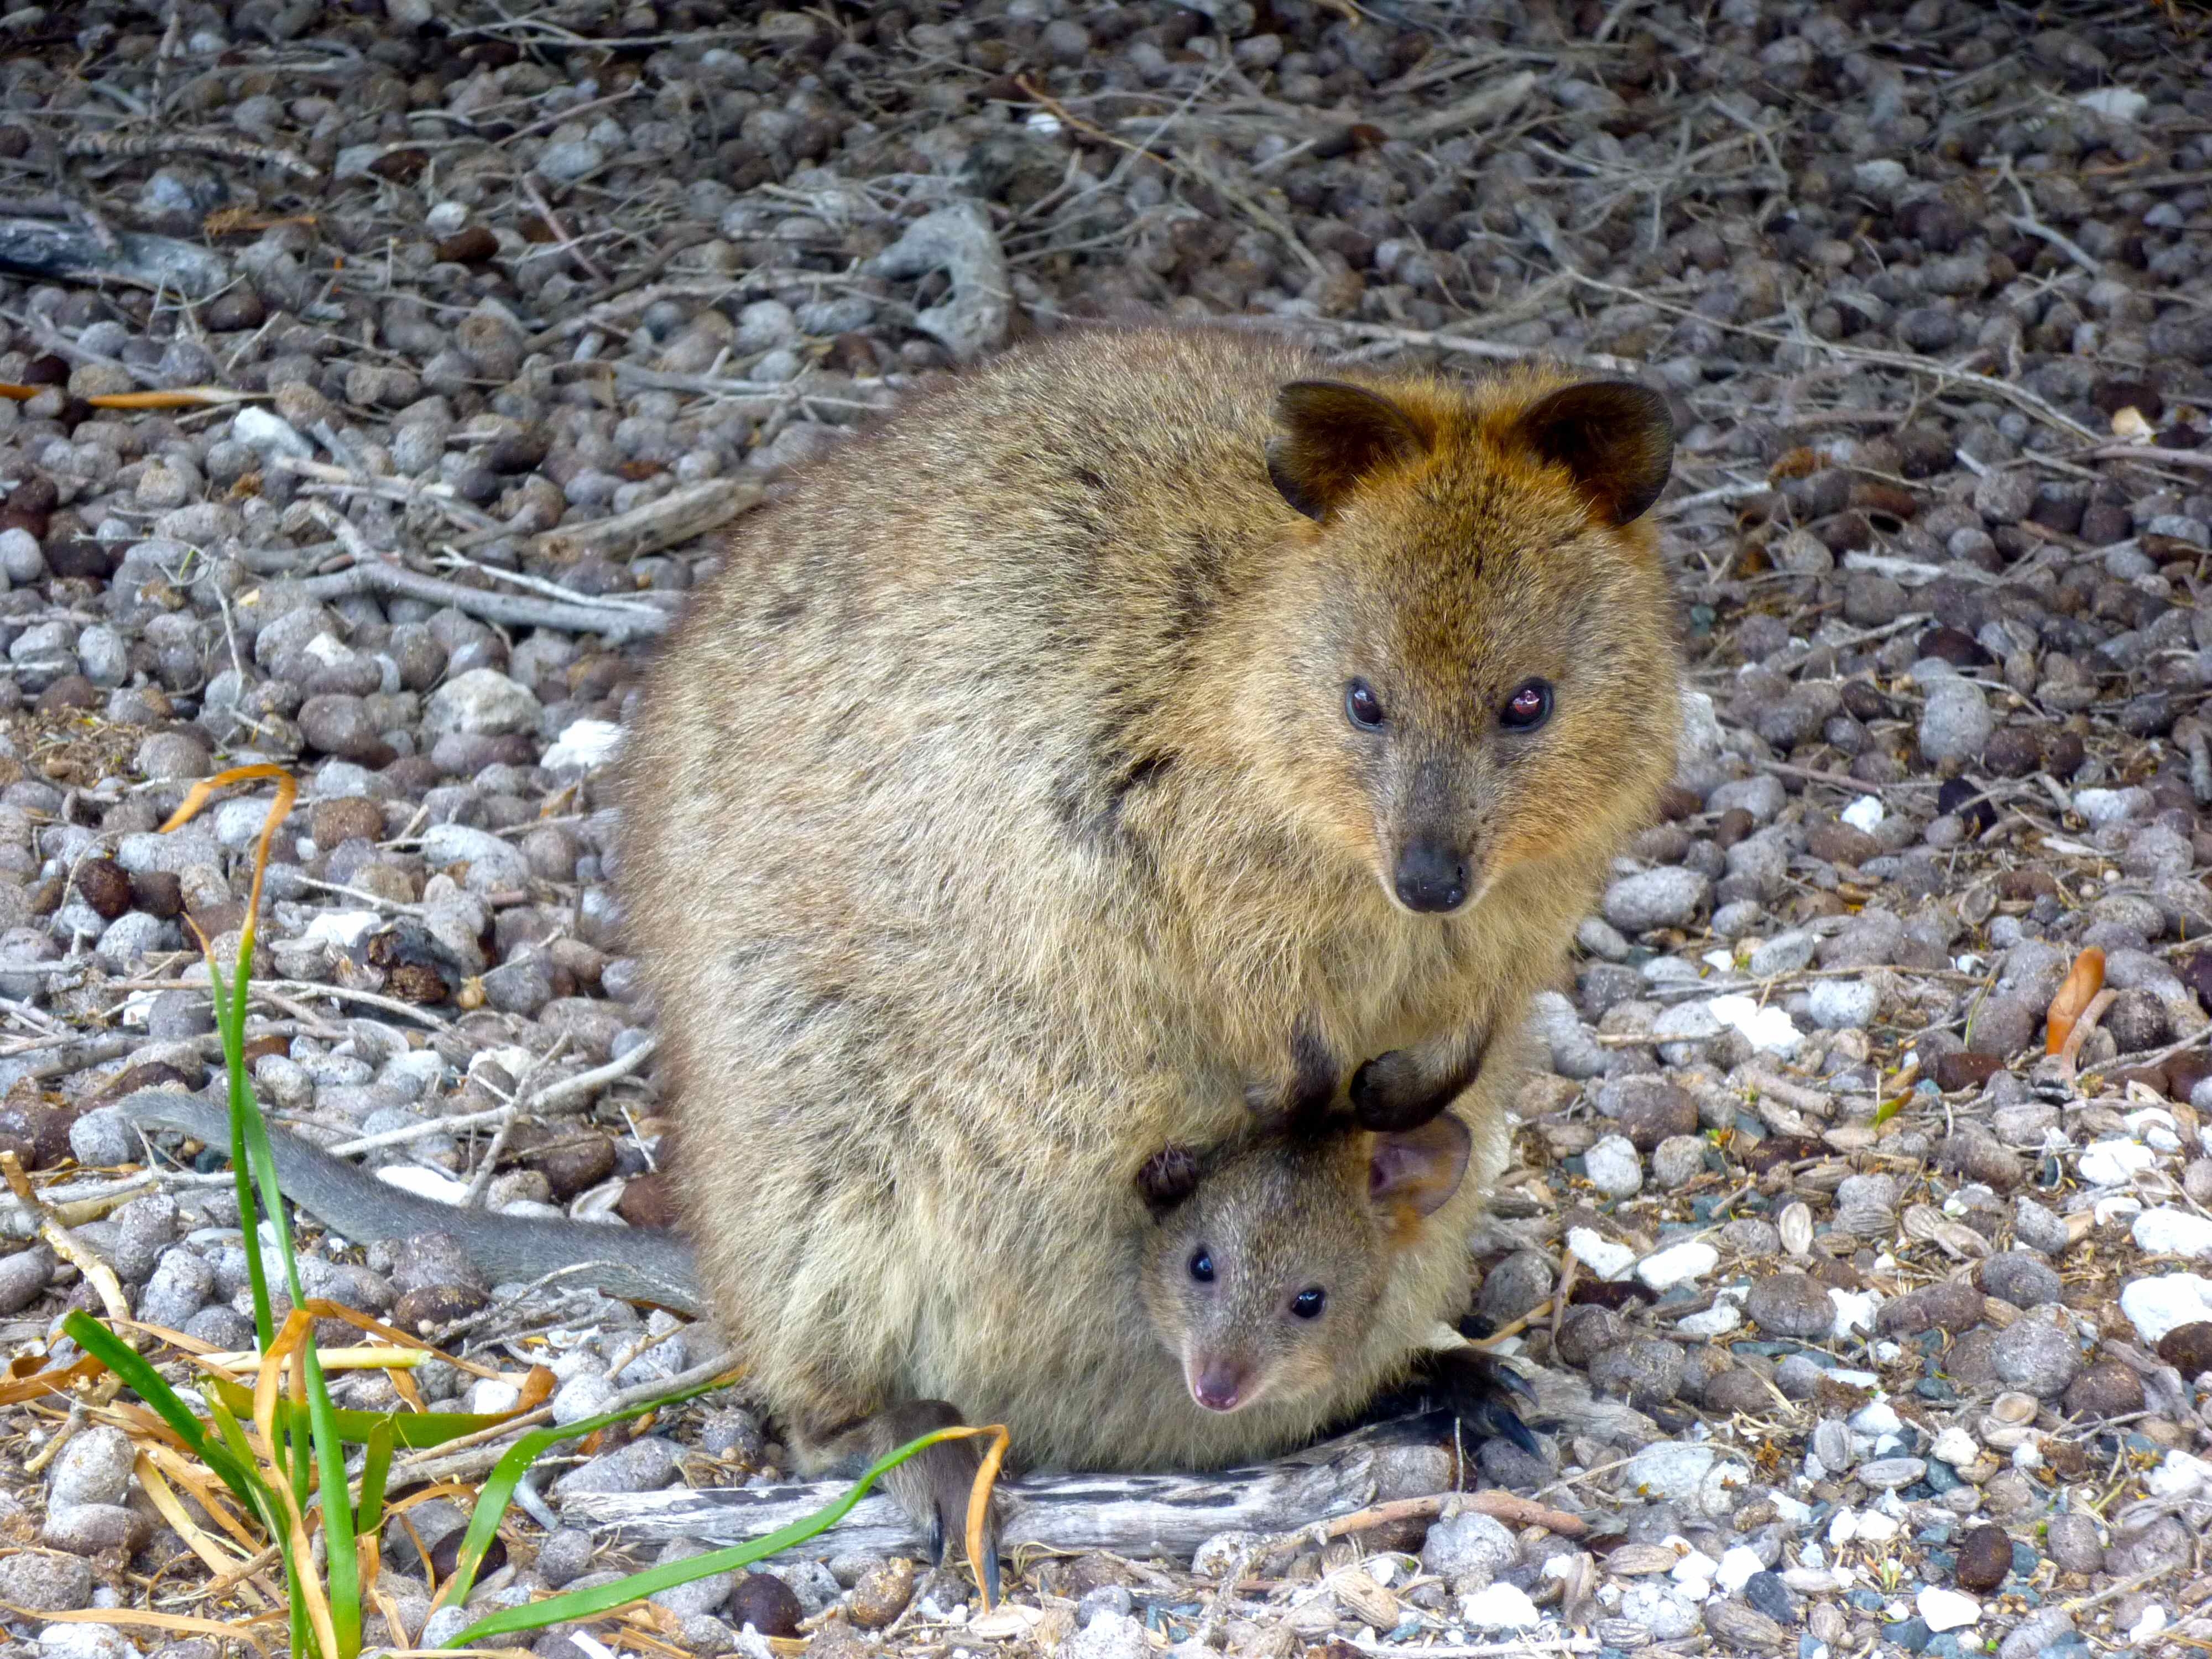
[1513, 380, 1675, 526]
[1136, 1145, 1202, 1218]
[1266, 381, 1432, 521]
[1367, 1113, 1472, 1220]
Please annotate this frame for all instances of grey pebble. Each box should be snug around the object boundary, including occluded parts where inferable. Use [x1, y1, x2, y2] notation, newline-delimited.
[1991, 1315, 2083, 1398]
[425, 667, 542, 738]
[0, 1244, 55, 1314]
[1747, 1272, 1833, 1338]
[1076, 1586, 1134, 1627]
[536, 1528, 599, 1588]
[137, 1246, 215, 1329]
[48, 1424, 135, 1509]
[1420, 1510, 1517, 1592]
[0, 1552, 92, 1612]
[1980, 1250, 2063, 1308]
[1919, 679, 1993, 767]
[111, 1193, 179, 1282]
[1855, 1457, 1927, 1491]
[551, 1434, 681, 1495]
[390, 1232, 490, 1295]
[2045, 1512, 2104, 1574]
[1583, 1133, 1642, 1197]
[43, 1502, 150, 1557]
[1602, 867, 1710, 933]
[66, 1108, 135, 1170]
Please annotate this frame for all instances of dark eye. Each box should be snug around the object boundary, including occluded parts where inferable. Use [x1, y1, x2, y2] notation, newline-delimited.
[1291, 1287, 1326, 1319]
[1345, 679, 1385, 731]
[1500, 679, 1552, 731]
[1189, 1250, 1215, 1284]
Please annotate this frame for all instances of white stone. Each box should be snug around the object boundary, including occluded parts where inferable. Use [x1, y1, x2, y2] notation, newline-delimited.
[1841, 794, 1884, 833]
[2125, 1273, 2212, 1344]
[2133, 1207, 2212, 1259]
[1708, 993, 1803, 1054]
[1715, 1546, 1764, 1593]
[1637, 1240, 1718, 1292]
[1565, 1227, 1637, 1281]
[375, 1164, 467, 1204]
[1829, 1288, 1880, 1340]
[425, 667, 542, 738]
[1457, 1584, 1540, 1631]
[1850, 1401, 1902, 1437]
[2080, 1139, 2156, 1185]
[467, 1377, 521, 1415]
[2146, 1449, 2212, 1499]
[1853, 1511, 1900, 1543]
[1678, 690, 1723, 758]
[2073, 786, 2151, 828]
[1917, 1588, 1980, 1632]
[544, 717, 625, 772]
[231, 406, 312, 459]
[2077, 87, 2148, 122]
[1676, 1303, 1742, 1338]
[302, 910, 382, 950]
[1931, 1426, 1978, 1466]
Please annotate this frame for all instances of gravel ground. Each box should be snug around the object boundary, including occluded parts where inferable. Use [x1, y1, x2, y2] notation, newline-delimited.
[2, 2, 2211, 1657]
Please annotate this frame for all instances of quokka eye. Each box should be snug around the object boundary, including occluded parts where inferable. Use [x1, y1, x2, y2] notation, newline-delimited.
[1345, 679, 1385, 731]
[1189, 1250, 1216, 1284]
[1500, 679, 1553, 731]
[1291, 1287, 1326, 1319]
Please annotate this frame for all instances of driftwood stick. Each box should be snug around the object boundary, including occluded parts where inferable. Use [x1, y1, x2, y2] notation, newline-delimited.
[0, 215, 232, 297]
[532, 477, 764, 564]
[560, 1416, 1511, 1562]
[299, 560, 678, 643]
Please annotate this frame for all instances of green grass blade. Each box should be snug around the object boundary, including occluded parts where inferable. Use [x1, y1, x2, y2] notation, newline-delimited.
[449, 1429, 962, 1646]
[207, 953, 276, 1350]
[434, 1369, 740, 1610]
[59, 1311, 263, 1510]
[304, 1340, 361, 1659]
[206, 1374, 521, 1448]
[358, 1420, 394, 1537]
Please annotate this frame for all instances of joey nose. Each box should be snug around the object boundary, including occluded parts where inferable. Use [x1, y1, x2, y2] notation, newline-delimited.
[1191, 1360, 1250, 1412]
[1394, 840, 1468, 914]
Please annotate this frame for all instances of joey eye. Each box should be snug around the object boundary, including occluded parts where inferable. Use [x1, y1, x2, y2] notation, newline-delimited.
[1500, 679, 1553, 731]
[1189, 1250, 1215, 1284]
[1291, 1287, 1326, 1319]
[1345, 679, 1385, 731]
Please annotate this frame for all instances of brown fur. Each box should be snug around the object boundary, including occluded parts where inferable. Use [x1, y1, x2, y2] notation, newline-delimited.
[617, 324, 1680, 1475]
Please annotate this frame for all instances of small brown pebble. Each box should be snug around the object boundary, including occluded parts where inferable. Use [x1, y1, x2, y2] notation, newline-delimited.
[524, 1133, 618, 1202]
[75, 858, 132, 921]
[35, 675, 102, 714]
[435, 225, 499, 264]
[1934, 1051, 2002, 1092]
[385, 961, 451, 1004]
[2062, 1358, 2145, 1420]
[1712, 807, 1755, 851]
[1746, 1272, 1834, 1338]
[1981, 727, 2043, 778]
[1954, 1523, 2012, 1592]
[1615, 1081, 1696, 1151]
[617, 1169, 679, 1230]
[2046, 731, 2086, 778]
[131, 870, 183, 917]
[1804, 821, 1882, 867]
[2155, 1321, 2212, 1379]
[730, 1572, 805, 1638]
[1552, 1305, 1625, 1367]
[392, 1283, 490, 1333]
[311, 796, 387, 850]
[1876, 1279, 1985, 1336]
[847, 1557, 916, 1629]
[1938, 1130, 2022, 1191]
[0, 1102, 77, 1170]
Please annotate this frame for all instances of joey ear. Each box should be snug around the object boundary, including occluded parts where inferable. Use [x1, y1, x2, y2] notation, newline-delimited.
[1367, 1113, 1472, 1219]
[1267, 381, 1431, 521]
[1514, 380, 1674, 526]
[1136, 1146, 1202, 1218]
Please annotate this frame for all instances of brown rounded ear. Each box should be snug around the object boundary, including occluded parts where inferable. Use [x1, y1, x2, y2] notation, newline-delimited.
[1266, 381, 1431, 521]
[1366, 1113, 1472, 1219]
[1514, 381, 1674, 526]
[1136, 1146, 1202, 1218]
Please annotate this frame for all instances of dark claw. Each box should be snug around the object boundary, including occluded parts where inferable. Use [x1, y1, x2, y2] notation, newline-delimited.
[1358, 1347, 1544, 1458]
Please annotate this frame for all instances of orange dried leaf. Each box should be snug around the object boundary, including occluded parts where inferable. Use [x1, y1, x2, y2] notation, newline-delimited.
[84, 386, 263, 409]
[2046, 946, 2106, 1053]
[0, 384, 41, 401]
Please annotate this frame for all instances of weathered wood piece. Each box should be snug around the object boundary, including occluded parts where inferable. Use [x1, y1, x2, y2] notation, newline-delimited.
[0, 215, 231, 298]
[564, 1415, 1484, 1561]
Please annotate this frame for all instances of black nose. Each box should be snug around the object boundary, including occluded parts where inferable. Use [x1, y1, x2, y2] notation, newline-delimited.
[1394, 841, 1468, 913]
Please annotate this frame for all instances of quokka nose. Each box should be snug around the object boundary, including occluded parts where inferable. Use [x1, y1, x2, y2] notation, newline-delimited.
[1191, 1360, 1250, 1412]
[1394, 841, 1468, 913]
